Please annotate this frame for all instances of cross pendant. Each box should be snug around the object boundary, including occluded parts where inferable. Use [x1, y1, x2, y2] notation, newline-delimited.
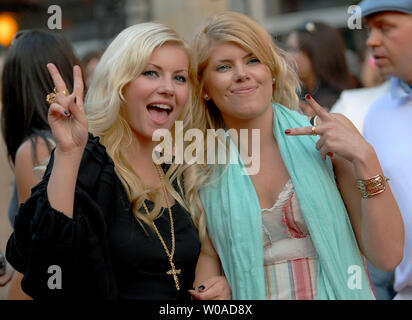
[166, 261, 181, 291]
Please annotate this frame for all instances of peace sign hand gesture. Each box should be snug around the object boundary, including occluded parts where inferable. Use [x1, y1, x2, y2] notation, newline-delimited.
[285, 94, 370, 163]
[47, 63, 88, 157]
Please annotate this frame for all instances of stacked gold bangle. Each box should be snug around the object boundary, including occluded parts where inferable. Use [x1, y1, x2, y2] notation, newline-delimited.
[356, 174, 389, 199]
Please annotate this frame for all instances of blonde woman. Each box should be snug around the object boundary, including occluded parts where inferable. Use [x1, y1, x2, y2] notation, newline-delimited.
[188, 11, 404, 299]
[6, 23, 228, 300]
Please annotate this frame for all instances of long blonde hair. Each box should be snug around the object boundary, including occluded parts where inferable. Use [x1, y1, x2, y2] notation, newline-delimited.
[192, 11, 300, 130]
[84, 22, 196, 230]
[185, 11, 301, 242]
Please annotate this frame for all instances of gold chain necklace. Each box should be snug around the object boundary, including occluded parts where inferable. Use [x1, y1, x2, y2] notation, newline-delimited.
[141, 164, 181, 291]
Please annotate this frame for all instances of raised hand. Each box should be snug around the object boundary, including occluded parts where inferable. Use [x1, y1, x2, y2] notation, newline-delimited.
[47, 63, 88, 156]
[285, 94, 370, 162]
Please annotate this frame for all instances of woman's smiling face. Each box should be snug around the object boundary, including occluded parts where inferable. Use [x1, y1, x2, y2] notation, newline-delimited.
[122, 43, 189, 141]
[203, 41, 274, 125]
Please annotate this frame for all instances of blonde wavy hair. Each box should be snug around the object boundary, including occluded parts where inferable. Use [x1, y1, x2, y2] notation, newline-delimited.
[184, 11, 301, 242]
[84, 22, 198, 232]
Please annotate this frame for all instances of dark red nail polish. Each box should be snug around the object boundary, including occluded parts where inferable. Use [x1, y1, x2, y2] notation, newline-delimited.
[327, 152, 334, 157]
[285, 129, 291, 135]
[305, 94, 311, 100]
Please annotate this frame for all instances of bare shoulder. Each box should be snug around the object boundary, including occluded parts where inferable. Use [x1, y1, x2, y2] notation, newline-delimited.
[15, 137, 53, 169]
[15, 137, 54, 202]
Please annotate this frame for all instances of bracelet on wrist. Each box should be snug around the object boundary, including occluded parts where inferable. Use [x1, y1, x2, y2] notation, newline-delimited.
[356, 174, 389, 199]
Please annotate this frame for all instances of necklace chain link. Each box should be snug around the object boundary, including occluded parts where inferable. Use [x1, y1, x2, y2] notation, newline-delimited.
[142, 164, 180, 290]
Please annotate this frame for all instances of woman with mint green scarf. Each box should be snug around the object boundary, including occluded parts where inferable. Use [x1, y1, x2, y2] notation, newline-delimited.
[188, 11, 404, 300]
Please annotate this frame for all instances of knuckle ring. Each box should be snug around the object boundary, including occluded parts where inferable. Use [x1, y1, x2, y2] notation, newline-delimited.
[312, 126, 317, 136]
[46, 87, 69, 105]
[46, 88, 57, 105]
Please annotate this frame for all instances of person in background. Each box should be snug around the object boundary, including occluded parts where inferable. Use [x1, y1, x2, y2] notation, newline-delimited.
[360, 48, 386, 88]
[81, 50, 102, 90]
[330, 42, 392, 303]
[0, 44, 14, 289]
[330, 48, 390, 134]
[1, 30, 81, 299]
[345, 49, 362, 88]
[358, 0, 412, 300]
[286, 21, 356, 115]
[188, 10, 404, 300]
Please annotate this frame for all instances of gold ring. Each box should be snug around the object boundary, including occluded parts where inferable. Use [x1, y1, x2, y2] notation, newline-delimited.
[46, 88, 69, 105]
[312, 126, 317, 136]
[46, 88, 57, 105]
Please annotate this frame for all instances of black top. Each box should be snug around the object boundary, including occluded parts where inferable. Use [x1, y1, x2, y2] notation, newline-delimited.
[6, 134, 200, 300]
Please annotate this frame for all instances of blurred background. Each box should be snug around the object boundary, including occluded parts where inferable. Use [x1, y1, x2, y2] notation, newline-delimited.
[0, 0, 365, 57]
[0, 0, 368, 299]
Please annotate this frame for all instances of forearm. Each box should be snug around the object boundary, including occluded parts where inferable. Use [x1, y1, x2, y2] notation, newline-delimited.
[353, 145, 404, 271]
[193, 249, 222, 288]
[47, 148, 83, 219]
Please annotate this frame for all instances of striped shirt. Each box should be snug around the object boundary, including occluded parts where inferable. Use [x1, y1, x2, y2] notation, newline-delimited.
[262, 179, 318, 299]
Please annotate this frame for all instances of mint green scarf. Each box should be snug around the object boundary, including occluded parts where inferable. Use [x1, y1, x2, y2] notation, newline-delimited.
[199, 103, 375, 300]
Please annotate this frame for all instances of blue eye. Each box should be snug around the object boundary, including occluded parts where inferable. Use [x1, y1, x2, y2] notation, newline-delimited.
[142, 70, 158, 77]
[175, 75, 187, 83]
[216, 64, 230, 72]
[248, 57, 260, 64]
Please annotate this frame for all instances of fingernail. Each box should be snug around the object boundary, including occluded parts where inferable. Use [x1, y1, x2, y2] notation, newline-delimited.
[198, 285, 205, 291]
[284, 129, 291, 135]
[305, 94, 311, 100]
[327, 152, 333, 158]
[64, 110, 71, 117]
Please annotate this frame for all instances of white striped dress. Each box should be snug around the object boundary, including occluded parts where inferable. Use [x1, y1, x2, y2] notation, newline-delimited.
[262, 179, 318, 300]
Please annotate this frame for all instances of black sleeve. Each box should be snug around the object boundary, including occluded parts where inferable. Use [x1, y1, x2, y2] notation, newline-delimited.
[6, 134, 119, 299]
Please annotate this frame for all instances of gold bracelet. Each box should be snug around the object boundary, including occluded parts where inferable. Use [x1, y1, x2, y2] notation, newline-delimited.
[356, 174, 389, 199]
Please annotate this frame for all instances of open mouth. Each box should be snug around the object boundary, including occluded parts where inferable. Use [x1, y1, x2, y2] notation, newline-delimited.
[146, 103, 173, 125]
